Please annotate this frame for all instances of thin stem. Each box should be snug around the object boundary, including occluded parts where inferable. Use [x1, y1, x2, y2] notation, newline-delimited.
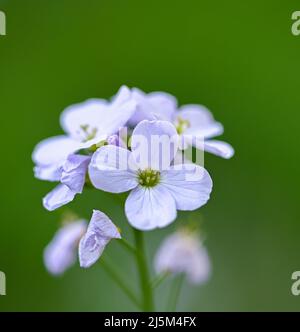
[117, 238, 136, 255]
[151, 271, 170, 289]
[100, 256, 141, 309]
[133, 228, 154, 312]
[168, 274, 184, 312]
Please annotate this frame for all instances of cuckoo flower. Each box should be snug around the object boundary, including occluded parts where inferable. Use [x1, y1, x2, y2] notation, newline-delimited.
[32, 86, 137, 211]
[79, 210, 121, 268]
[128, 87, 177, 126]
[173, 104, 234, 159]
[154, 230, 211, 285]
[44, 220, 87, 275]
[89, 120, 213, 231]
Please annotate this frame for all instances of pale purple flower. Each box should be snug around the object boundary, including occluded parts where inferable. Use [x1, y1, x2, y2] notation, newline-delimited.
[154, 230, 211, 285]
[79, 210, 121, 268]
[88, 120, 213, 231]
[44, 220, 87, 275]
[33, 86, 137, 211]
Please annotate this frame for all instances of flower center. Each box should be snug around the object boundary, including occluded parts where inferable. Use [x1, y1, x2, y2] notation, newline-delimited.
[138, 169, 161, 188]
[80, 124, 98, 142]
[175, 116, 190, 135]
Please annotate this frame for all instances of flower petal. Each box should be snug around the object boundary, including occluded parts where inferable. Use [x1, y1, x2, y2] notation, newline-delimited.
[61, 154, 91, 193]
[60, 86, 136, 142]
[44, 221, 86, 275]
[125, 185, 177, 230]
[34, 163, 62, 182]
[101, 85, 137, 134]
[188, 245, 211, 284]
[89, 145, 138, 193]
[131, 120, 178, 170]
[176, 104, 224, 138]
[96, 86, 136, 135]
[161, 164, 213, 210]
[43, 184, 76, 211]
[203, 140, 235, 159]
[60, 99, 108, 141]
[129, 88, 177, 125]
[32, 136, 81, 166]
[146, 91, 177, 121]
[79, 210, 121, 268]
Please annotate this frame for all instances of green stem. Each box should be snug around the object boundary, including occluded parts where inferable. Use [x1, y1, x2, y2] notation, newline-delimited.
[100, 256, 141, 309]
[168, 274, 184, 312]
[133, 229, 154, 312]
[151, 271, 170, 289]
[118, 238, 136, 255]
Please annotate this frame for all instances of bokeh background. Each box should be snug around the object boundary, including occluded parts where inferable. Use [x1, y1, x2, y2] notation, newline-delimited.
[0, 0, 299, 311]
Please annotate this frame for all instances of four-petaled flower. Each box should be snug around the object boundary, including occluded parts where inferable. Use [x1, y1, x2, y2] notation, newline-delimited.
[89, 120, 213, 230]
[32, 86, 137, 211]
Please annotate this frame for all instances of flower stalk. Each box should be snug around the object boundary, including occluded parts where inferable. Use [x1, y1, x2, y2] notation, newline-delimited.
[168, 274, 184, 312]
[133, 229, 154, 312]
[101, 256, 141, 309]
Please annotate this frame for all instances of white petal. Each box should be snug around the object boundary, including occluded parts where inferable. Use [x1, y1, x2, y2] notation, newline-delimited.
[188, 245, 211, 284]
[79, 210, 121, 268]
[60, 87, 136, 141]
[79, 237, 105, 269]
[44, 221, 86, 275]
[87, 210, 121, 239]
[125, 185, 177, 230]
[147, 91, 177, 121]
[161, 164, 213, 210]
[203, 140, 235, 159]
[60, 99, 108, 141]
[34, 163, 62, 182]
[88, 145, 138, 193]
[129, 88, 177, 125]
[176, 104, 224, 138]
[99, 85, 137, 134]
[131, 120, 178, 170]
[61, 154, 91, 193]
[32, 136, 81, 166]
[172, 150, 193, 165]
[43, 184, 76, 211]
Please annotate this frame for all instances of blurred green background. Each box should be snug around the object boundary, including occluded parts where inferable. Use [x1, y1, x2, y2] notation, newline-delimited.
[0, 0, 299, 311]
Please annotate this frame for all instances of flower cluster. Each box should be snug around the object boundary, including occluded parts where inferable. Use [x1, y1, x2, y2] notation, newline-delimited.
[33, 86, 233, 292]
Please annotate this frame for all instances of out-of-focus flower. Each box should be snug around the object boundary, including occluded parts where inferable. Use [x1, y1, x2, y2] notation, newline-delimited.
[33, 86, 137, 211]
[154, 230, 211, 285]
[128, 88, 177, 126]
[44, 220, 87, 275]
[79, 210, 121, 268]
[173, 104, 234, 159]
[89, 120, 212, 231]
